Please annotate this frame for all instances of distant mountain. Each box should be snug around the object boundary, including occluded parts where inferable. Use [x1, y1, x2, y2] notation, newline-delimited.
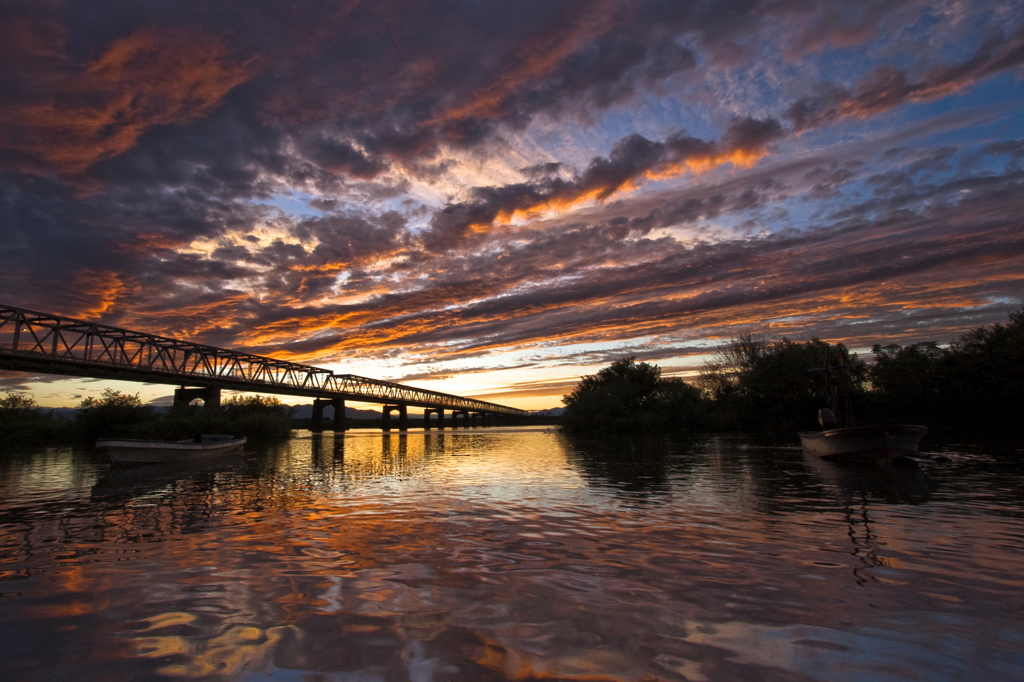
[290, 405, 382, 420]
[42, 406, 169, 418]
[44, 407, 78, 419]
[40, 404, 562, 420]
[531, 407, 564, 417]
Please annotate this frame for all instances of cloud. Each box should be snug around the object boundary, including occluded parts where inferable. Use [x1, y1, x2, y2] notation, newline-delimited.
[2, 1, 1023, 407]
[421, 117, 784, 250]
[0, 26, 253, 175]
[786, 27, 1024, 131]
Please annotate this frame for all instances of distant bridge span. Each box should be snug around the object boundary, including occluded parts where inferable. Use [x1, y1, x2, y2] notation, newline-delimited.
[0, 304, 527, 431]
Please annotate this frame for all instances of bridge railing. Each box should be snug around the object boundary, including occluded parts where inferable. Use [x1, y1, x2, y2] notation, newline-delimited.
[0, 304, 526, 415]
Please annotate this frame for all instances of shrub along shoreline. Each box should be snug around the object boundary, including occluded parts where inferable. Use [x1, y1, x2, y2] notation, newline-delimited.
[0, 390, 293, 448]
[560, 309, 1023, 437]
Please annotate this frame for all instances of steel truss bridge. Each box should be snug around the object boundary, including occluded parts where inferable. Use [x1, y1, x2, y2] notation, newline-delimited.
[0, 304, 526, 429]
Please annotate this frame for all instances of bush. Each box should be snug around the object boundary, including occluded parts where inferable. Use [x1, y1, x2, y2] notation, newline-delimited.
[867, 309, 1024, 432]
[562, 357, 708, 433]
[697, 336, 865, 434]
[75, 389, 155, 442]
[0, 393, 74, 446]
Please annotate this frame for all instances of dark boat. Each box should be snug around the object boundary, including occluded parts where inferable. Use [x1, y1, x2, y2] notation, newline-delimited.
[799, 346, 927, 463]
[799, 416, 928, 462]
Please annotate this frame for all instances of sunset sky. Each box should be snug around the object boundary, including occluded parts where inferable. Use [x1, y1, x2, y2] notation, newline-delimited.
[2, 0, 1023, 410]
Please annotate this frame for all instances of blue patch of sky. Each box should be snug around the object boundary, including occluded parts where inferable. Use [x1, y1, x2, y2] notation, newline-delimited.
[259, 190, 321, 220]
[595, 93, 723, 143]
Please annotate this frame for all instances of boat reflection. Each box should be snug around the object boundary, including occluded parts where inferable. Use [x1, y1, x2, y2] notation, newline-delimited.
[802, 449, 932, 505]
[90, 454, 240, 501]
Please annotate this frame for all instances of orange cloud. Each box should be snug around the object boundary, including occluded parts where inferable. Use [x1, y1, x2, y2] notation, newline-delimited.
[68, 270, 133, 320]
[0, 27, 254, 175]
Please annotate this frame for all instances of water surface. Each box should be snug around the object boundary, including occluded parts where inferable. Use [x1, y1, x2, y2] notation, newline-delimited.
[1, 428, 1022, 681]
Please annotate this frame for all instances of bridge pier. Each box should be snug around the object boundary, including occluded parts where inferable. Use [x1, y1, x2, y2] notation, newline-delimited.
[382, 404, 408, 432]
[423, 407, 444, 429]
[311, 397, 328, 433]
[173, 386, 220, 411]
[332, 398, 346, 432]
[312, 397, 347, 433]
[452, 410, 470, 427]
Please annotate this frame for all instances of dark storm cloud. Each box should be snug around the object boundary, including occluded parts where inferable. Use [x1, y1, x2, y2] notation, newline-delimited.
[0, 0, 915, 183]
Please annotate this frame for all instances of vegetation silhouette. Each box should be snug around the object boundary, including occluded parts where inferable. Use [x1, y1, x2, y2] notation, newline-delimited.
[561, 309, 1022, 439]
[867, 309, 1023, 434]
[697, 334, 864, 434]
[0, 392, 71, 445]
[561, 357, 705, 433]
[1, 389, 294, 448]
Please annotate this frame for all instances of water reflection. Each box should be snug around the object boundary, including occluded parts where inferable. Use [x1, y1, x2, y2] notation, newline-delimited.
[562, 432, 680, 498]
[1, 429, 1022, 681]
[803, 451, 933, 505]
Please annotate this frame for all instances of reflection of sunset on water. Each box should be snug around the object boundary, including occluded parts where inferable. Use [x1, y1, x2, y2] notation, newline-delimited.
[2, 430, 1022, 680]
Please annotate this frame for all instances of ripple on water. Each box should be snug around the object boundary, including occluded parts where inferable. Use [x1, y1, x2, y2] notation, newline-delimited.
[1, 430, 1023, 681]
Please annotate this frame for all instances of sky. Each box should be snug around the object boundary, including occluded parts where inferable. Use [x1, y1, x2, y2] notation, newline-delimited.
[1, 0, 1023, 411]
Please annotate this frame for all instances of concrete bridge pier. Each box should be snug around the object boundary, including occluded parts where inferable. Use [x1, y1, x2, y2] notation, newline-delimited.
[382, 404, 408, 431]
[332, 397, 346, 432]
[423, 407, 444, 429]
[452, 410, 470, 427]
[173, 386, 220, 411]
[311, 397, 333, 433]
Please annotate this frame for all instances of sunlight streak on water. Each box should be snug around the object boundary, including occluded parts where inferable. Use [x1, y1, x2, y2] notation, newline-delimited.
[1, 428, 1023, 680]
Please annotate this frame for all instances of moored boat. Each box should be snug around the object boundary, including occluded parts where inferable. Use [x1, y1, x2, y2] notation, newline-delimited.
[799, 422, 928, 462]
[97, 434, 247, 466]
[800, 345, 927, 463]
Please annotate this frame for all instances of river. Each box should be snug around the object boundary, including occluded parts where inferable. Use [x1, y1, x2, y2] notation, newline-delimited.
[1, 427, 1022, 681]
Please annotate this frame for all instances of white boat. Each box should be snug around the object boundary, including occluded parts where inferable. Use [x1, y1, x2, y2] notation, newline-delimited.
[799, 423, 928, 462]
[97, 434, 247, 465]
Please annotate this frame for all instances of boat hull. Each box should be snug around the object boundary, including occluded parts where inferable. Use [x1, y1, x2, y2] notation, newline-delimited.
[97, 437, 247, 465]
[798, 425, 927, 462]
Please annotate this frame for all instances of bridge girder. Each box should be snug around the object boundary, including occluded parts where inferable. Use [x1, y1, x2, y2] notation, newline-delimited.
[0, 304, 527, 416]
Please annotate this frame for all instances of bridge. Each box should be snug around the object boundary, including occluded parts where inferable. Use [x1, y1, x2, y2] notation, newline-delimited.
[0, 303, 528, 432]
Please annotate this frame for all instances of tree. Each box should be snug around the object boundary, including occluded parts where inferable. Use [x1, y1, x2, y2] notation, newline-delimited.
[79, 389, 144, 409]
[868, 308, 1024, 430]
[76, 389, 153, 440]
[222, 394, 295, 418]
[699, 336, 865, 433]
[0, 392, 39, 420]
[562, 357, 706, 432]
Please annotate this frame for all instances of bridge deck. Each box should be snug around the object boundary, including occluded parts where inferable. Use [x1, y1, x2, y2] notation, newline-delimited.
[0, 304, 526, 415]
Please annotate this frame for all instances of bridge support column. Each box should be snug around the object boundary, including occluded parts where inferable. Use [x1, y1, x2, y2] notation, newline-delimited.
[382, 404, 408, 432]
[173, 386, 220, 412]
[423, 407, 444, 429]
[332, 398, 346, 432]
[312, 398, 329, 434]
